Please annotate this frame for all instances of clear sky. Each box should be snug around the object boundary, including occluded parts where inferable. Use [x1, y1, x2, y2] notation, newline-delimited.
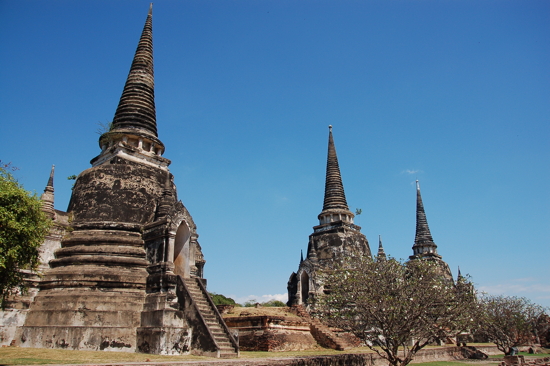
[1, 1, 549, 307]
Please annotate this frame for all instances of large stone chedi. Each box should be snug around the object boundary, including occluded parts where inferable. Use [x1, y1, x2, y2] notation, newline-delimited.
[287, 126, 372, 306]
[18, 7, 238, 357]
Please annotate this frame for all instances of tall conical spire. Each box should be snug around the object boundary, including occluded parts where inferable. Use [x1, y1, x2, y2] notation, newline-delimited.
[110, 4, 157, 137]
[40, 165, 55, 219]
[411, 180, 439, 258]
[377, 235, 386, 260]
[317, 125, 355, 226]
[322, 125, 349, 211]
[94, 4, 167, 167]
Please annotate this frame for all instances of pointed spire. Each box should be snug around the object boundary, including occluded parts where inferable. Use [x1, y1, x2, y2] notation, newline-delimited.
[110, 5, 157, 137]
[47, 164, 54, 187]
[457, 266, 462, 279]
[377, 235, 386, 260]
[322, 125, 349, 211]
[411, 180, 439, 258]
[317, 125, 355, 226]
[41, 165, 55, 219]
[300, 250, 304, 263]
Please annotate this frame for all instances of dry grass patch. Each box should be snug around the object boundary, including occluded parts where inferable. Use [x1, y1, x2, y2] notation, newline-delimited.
[223, 306, 298, 318]
[412, 362, 499, 366]
[0, 347, 209, 365]
[240, 346, 375, 359]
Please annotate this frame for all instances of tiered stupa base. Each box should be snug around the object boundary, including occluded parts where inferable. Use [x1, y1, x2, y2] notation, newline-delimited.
[17, 227, 149, 351]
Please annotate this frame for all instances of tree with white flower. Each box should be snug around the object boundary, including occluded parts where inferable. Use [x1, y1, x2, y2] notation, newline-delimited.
[313, 257, 477, 366]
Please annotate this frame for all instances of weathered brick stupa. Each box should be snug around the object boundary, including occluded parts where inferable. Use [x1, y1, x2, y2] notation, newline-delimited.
[15, 6, 238, 357]
[287, 126, 372, 306]
[409, 180, 452, 280]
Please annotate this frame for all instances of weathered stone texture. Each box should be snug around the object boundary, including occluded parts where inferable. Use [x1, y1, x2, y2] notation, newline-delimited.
[4, 7, 236, 357]
[310, 226, 370, 268]
[68, 158, 167, 224]
[224, 316, 317, 352]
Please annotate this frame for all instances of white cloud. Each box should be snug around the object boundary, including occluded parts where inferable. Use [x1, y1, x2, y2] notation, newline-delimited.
[478, 278, 550, 304]
[401, 169, 422, 175]
[234, 293, 288, 305]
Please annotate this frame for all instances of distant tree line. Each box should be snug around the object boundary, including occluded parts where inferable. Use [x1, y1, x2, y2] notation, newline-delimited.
[209, 293, 285, 308]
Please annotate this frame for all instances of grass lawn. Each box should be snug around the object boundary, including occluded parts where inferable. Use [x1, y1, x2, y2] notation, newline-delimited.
[489, 351, 550, 359]
[0, 347, 210, 365]
[3, 345, 545, 365]
[412, 363, 497, 366]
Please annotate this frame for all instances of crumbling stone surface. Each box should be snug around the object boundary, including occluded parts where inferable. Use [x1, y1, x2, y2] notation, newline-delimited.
[69, 157, 167, 225]
[225, 315, 316, 352]
[461, 346, 489, 359]
[310, 225, 370, 269]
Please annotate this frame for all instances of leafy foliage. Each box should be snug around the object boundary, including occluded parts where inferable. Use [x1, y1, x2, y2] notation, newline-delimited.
[243, 299, 258, 307]
[476, 295, 548, 354]
[209, 292, 237, 306]
[0, 163, 51, 308]
[313, 257, 477, 366]
[242, 299, 287, 307]
[262, 300, 287, 307]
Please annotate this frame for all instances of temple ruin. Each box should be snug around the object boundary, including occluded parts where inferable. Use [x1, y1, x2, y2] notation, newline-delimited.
[0, 6, 238, 358]
[287, 126, 372, 307]
[287, 128, 453, 307]
[0, 5, 458, 356]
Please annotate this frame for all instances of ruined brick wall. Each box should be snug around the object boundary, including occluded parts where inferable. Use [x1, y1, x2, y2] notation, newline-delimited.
[225, 316, 317, 352]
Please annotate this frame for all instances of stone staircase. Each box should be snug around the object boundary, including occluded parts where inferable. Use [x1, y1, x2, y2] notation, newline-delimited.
[290, 305, 356, 351]
[182, 277, 238, 358]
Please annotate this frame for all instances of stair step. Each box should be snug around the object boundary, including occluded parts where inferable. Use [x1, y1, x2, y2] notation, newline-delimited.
[182, 277, 238, 356]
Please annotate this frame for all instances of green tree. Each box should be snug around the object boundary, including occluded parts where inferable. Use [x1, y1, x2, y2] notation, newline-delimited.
[476, 295, 548, 355]
[262, 300, 286, 307]
[244, 299, 258, 307]
[313, 257, 477, 366]
[209, 292, 237, 306]
[0, 162, 51, 308]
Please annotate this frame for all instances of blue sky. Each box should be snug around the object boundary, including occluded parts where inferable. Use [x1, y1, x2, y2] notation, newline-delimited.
[1, 1, 549, 307]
